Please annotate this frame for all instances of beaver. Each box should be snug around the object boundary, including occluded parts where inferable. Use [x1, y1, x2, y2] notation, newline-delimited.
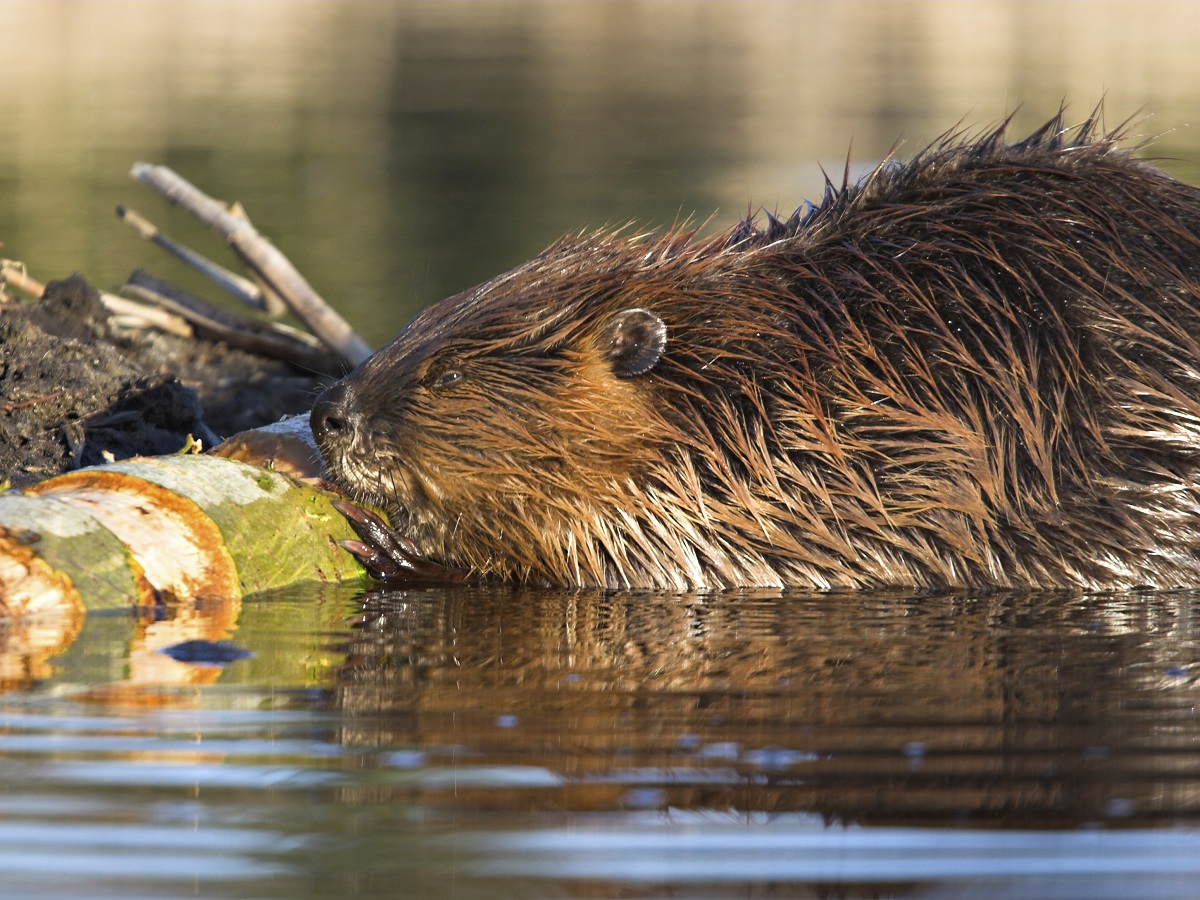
[310, 111, 1200, 591]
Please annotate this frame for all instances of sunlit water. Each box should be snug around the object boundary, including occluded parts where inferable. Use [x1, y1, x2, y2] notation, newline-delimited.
[2, 2, 1199, 347]
[2, 586, 1199, 898]
[4, 2, 1200, 896]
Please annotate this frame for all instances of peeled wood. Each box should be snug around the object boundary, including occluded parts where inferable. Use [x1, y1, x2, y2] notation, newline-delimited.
[0, 450, 368, 616]
[1, 259, 193, 336]
[129, 162, 372, 366]
[122, 270, 343, 376]
[115, 203, 276, 314]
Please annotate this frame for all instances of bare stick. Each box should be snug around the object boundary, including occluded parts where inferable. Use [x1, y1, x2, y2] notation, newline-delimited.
[130, 163, 373, 366]
[1, 259, 192, 336]
[115, 204, 284, 316]
[122, 271, 343, 375]
[1, 260, 44, 299]
[101, 293, 194, 338]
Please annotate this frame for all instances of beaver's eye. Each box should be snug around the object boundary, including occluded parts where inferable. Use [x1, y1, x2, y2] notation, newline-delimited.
[433, 369, 463, 390]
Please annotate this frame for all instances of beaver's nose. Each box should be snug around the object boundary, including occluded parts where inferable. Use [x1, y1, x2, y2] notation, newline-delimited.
[310, 380, 362, 447]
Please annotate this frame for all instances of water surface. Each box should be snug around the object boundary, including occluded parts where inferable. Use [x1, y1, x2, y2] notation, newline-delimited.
[2, 585, 1199, 897]
[2, 1, 1198, 347]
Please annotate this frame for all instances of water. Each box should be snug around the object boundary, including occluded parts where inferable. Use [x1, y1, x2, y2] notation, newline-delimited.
[2, 2, 1198, 347]
[4, 2, 1200, 895]
[2, 586, 1199, 898]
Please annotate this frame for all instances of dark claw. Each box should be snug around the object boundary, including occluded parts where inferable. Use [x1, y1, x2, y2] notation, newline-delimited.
[332, 500, 467, 585]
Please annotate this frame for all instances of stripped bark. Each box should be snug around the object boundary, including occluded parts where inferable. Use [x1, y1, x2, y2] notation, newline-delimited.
[0, 425, 368, 617]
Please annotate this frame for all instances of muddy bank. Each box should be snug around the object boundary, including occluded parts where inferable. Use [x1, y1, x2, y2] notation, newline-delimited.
[0, 275, 330, 487]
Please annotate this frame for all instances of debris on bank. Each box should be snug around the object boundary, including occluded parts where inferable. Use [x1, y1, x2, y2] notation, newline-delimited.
[1, 165, 379, 613]
[1, 164, 372, 489]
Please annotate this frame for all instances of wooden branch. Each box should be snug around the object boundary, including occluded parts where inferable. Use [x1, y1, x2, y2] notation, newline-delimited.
[122, 271, 343, 376]
[1, 260, 193, 337]
[0, 260, 44, 300]
[130, 163, 373, 367]
[100, 292, 194, 338]
[115, 204, 283, 316]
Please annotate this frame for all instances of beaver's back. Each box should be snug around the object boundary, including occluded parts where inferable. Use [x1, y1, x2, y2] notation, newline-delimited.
[313, 112, 1200, 590]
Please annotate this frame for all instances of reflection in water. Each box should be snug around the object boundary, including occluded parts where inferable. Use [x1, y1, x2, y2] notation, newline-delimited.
[337, 588, 1200, 831]
[0, 586, 1198, 896]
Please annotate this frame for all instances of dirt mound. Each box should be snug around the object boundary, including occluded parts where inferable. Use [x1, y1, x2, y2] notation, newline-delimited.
[1, 275, 328, 487]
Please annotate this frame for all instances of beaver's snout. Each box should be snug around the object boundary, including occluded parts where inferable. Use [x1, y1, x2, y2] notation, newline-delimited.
[310, 379, 362, 451]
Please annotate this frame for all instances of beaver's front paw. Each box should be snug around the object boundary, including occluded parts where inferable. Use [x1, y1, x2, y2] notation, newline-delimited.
[332, 500, 467, 585]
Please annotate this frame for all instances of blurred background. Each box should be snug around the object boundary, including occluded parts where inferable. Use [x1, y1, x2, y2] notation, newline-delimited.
[2, 0, 1198, 348]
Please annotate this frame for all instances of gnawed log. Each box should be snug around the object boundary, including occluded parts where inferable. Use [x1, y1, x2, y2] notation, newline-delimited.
[0, 440, 368, 616]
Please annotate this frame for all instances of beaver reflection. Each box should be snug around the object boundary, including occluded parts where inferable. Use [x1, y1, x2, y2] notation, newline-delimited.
[312, 111, 1200, 591]
[333, 587, 1200, 829]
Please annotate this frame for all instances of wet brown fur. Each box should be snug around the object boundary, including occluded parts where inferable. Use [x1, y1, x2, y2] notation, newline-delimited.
[313, 110, 1200, 590]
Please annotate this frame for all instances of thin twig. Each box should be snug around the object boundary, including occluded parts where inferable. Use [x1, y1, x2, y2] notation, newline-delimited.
[1, 390, 63, 412]
[1, 259, 44, 299]
[130, 163, 373, 366]
[122, 271, 343, 376]
[0, 260, 191, 336]
[115, 204, 284, 316]
[101, 293, 194, 337]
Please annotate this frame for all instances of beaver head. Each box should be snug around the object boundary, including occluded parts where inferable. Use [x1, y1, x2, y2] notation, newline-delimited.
[310, 228, 805, 589]
[312, 112, 1200, 591]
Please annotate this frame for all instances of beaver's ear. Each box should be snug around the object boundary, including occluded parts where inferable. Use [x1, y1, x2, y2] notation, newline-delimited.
[601, 308, 667, 377]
